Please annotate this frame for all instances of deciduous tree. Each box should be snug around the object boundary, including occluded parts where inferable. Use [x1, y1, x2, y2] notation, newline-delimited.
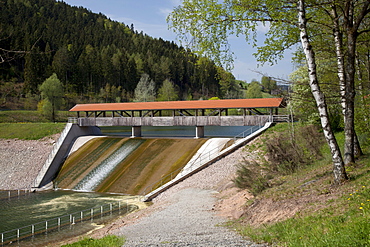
[39, 73, 64, 121]
[157, 79, 179, 101]
[134, 74, 156, 102]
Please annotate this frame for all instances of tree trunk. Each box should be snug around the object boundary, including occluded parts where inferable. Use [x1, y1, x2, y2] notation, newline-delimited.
[343, 1, 356, 164]
[331, 4, 362, 160]
[298, 0, 347, 184]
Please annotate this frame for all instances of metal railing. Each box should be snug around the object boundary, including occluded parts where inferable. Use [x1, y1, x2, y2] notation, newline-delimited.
[140, 124, 265, 196]
[0, 196, 141, 246]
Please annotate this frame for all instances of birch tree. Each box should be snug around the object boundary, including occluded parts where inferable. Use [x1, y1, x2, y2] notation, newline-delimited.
[297, 0, 347, 183]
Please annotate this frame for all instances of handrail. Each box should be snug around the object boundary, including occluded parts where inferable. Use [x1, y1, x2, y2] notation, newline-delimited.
[0, 195, 141, 245]
[68, 117, 78, 124]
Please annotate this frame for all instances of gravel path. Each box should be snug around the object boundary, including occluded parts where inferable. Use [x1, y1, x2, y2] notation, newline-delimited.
[118, 188, 262, 247]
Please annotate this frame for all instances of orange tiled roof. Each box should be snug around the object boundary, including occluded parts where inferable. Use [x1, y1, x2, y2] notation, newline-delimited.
[69, 98, 284, 112]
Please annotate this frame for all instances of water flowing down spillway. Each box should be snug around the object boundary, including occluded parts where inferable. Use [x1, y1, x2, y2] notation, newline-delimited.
[55, 137, 207, 195]
[73, 139, 143, 191]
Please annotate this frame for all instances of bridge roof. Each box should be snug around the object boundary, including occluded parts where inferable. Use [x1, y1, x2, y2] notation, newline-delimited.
[69, 98, 284, 112]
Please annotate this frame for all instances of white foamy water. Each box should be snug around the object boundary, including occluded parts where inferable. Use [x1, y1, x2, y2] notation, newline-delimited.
[74, 140, 142, 191]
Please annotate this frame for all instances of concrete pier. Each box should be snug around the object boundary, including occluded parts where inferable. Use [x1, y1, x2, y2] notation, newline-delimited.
[195, 126, 204, 138]
[131, 126, 142, 138]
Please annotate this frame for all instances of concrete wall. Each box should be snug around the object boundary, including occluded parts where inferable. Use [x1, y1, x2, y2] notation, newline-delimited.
[33, 124, 102, 189]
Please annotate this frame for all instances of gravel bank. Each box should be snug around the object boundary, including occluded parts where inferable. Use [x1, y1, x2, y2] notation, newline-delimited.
[0, 136, 58, 190]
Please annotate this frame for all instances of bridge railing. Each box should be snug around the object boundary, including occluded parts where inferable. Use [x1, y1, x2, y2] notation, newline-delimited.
[140, 124, 264, 196]
[68, 117, 78, 124]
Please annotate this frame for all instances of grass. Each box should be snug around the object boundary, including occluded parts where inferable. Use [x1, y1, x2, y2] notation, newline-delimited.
[60, 235, 125, 247]
[0, 122, 66, 140]
[0, 110, 75, 123]
[231, 123, 370, 247]
[0, 110, 72, 139]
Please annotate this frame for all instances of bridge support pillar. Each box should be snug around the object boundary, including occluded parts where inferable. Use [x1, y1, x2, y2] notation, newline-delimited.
[195, 126, 204, 138]
[131, 126, 142, 138]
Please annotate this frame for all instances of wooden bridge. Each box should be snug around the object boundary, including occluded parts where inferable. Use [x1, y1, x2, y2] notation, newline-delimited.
[69, 98, 288, 138]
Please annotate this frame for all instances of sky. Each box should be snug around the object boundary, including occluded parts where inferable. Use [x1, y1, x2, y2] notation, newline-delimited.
[63, 0, 295, 83]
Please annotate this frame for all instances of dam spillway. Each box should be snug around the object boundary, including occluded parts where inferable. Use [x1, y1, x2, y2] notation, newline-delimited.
[55, 137, 206, 195]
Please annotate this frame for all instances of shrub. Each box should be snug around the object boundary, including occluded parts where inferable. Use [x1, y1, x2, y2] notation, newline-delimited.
[232, 160, 270, 195]
[265, 125, 324, 174]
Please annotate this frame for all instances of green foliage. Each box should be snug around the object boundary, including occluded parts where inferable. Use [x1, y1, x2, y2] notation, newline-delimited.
[289, 65, 344, 131]
[264, 124, 324, 174]
[168, 0, 298, 69]
[38, 73, 64, 121]
[217, 67, 243, 99]
[157, 79, 179, 101]
[245, 81, 262, 99]
[0, 123, 65, 140]
[261, 76, 277, 94]
[134, 74, 156, 102]
[355, 95, 370, 144]
[61, 235, 125, 247]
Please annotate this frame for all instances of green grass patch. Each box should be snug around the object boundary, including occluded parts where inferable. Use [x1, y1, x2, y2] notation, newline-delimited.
[60, 235, 125, 247]
[237, 183, 370, 246]
[0, 110, 75, 123]
[232, 122, 370, 247]
[0, 122, 66, 140]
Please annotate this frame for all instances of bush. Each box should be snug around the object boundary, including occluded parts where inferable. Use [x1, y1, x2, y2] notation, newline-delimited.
[265, 125, 324, 174]
[232, 160, 270, 195]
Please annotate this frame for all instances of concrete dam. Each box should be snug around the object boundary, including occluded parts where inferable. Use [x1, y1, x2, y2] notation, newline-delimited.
[32, 121, 273, 201]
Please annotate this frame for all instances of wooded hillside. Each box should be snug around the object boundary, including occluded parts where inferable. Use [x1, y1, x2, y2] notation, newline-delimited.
[0, 0, 240, 109]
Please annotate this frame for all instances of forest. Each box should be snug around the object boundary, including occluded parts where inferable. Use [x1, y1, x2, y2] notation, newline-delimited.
[0, 0, 251, 110]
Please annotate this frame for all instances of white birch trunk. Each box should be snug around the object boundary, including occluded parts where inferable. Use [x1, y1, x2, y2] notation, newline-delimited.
[298, 0, 347, 184]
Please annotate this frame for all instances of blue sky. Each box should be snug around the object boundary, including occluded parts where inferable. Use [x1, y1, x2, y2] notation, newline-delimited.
[63, 0, 294, 83]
